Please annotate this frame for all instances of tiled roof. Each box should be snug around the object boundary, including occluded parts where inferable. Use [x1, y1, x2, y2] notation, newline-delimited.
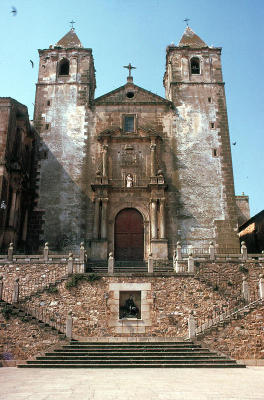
[55, 29, 83, 48]
[179, 27, 208, 48]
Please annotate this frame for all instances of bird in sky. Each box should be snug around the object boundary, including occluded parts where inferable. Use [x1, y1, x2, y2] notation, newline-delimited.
[30, 60, 34, 68]
[232, 142, 236, 145]
[11, 6, 17, 16]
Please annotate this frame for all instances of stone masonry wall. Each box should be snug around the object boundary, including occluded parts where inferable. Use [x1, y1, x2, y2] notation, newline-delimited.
[200, 304, 264, 360]
[0, 312, 68, 362]
[23, 275, 229, 338]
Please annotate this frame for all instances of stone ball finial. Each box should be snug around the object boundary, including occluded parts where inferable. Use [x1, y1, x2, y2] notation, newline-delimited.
[9, 242, 13, 248]
[96, 169, 101, 176]
[209, 241, 214, 246]
[242, 276, 247, 281]
[259, 274, 263, 279]
[177, 241, 181, 246]
[69, 252, 73, 258]
[80, 242, 84, 248]
[157, 169, 163, 175]
[241, 241, 245, 246]
[44, 242, 49, 248]
[109, 252, 113, 258]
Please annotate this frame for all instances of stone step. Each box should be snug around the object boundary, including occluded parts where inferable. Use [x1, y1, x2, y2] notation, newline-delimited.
[17, 340, 244, 368]
[18, 363, 245, 368]
[37, 355, 227, 360]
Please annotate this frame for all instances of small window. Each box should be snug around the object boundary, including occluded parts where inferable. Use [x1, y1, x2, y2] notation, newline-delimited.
[208, 97, 212, 103]
[210, 122, 215, 129]
[58, 58, 69, 76]
[45, 123, 49, 130]
[47, 100, 51, 106]
[213, 148, 218, 157]
[190, 57, 200, 74]
[124, 115, 135, 132]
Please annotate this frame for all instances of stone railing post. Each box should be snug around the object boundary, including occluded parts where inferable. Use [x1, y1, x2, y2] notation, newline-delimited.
[43, 242, 49, 262]
[209, 241, 215, 261]
[78, 242, 85, 273]
[175, 261, 181, 274]
[67, 253, 73, 275]
[242, 277, 250, 303]
[241, 241, 247, 261]
[79, 242, 85, 263]
[108, 252, 114, 274]
[12, 278, 19, 303]
[188, 254, 195, 274]
[188, 311, 196, 339]
[8, 242, 13, 262]
[0, 276, 3, 300]
[66, 311, 73, 339]
[148, 253, 153, 273]
[259, 274, 264, 300]
[176, 241, 182, 260]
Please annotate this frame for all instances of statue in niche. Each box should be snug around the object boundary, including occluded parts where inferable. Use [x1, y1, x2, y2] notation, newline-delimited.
[120, 294, 139, 319]
[157, 169, 164, 184]
[126, 173, 133, 187]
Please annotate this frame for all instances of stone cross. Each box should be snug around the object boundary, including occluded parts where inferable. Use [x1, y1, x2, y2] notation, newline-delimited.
[70, 20, 76, 29]
[123, 63, 136, 77]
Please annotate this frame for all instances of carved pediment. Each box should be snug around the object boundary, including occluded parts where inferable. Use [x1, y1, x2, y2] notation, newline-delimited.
[94, 82, 173, 107]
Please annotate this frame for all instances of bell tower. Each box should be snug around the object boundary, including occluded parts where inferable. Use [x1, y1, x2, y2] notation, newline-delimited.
[164, 27, 239, 248]
[34, 29, 96, 249]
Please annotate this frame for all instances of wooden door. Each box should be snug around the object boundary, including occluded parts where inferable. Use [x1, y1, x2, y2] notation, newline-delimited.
[114, 208, 144, 260]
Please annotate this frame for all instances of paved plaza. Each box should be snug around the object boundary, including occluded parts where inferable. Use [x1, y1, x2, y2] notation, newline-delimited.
[1, 367, 264, 400]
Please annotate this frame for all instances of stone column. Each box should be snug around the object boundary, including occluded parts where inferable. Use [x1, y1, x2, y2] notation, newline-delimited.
[43, 242, 49, 262]
[102, 145, 108, 177]
[9, 190, 17, 227]
[148, 253, 153, 273]
[259, 274, 264, 300]
[209, 242, 215, 260]
[8, 242, 13, 262]
[93, 198, 100, 239]
[150, 144, 156, 177]
[101, 198, 108, 239]
[241, 241, 247, 261]
[66, 311, 73, 339]
[159, 198, 166, 239]
[150, 199, 157, 239]
[0, 276, 3, 300]
[67, 253, 73, 275]
[188, 311, 196, 340]
[242, 277, 250, 303]
[188, 254, 195, 274]
[176, 241, 182, 260]
[12, 278, 19, 303]
[79, 242, 85, 263]
[108, 252, 114, 274]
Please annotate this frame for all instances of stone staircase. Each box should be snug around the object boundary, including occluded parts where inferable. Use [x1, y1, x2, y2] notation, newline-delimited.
[195, 298, 264, 338]
[87, 261, 148, 274]
[17, 341, 245, 368]
[0, 300, 66, 337]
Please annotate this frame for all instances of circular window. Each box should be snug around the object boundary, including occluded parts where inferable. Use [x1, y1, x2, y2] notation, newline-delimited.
[126, 92, 134, 99]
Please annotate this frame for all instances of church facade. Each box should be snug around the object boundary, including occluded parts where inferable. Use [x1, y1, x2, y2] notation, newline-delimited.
[33, 27, 243, 259]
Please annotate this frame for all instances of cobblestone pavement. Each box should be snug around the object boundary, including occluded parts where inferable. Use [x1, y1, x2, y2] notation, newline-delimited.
[1, 367, 264, 400]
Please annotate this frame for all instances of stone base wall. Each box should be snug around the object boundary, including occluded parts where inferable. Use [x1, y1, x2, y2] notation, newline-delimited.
[0, 314, 68, 361]
[23, 275, 228, 338]
[199, 304, 264, 360]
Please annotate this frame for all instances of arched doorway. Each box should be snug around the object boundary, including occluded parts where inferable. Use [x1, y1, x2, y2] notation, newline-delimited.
[114, 208, 144, 261]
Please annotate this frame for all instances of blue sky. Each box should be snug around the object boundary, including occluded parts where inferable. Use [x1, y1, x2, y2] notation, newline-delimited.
[0, 0, 263, 217]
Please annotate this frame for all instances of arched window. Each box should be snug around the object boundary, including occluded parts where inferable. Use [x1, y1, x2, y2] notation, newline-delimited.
[58, 58, 69, 76]
[190, 57, 200, 74]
